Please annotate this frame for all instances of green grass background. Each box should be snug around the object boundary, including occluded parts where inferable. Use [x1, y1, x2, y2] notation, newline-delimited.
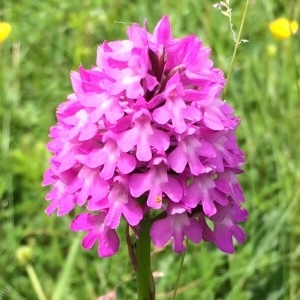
[1, 0, 300, 299]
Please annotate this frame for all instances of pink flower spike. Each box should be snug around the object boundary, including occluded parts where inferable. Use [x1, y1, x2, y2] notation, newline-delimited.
[150, 212, 202, 253]
[43, 15, 247, 257]
[70, 212, 120, 257]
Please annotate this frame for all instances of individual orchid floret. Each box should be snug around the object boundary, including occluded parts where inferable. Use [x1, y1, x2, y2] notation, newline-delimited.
[117, 109, 169, 162]
[44, 180, 77, 216]
[150, 204, 202, 253]
[168, 135, 216, 175]
[215, 170, 245, 203]
[86, 139, 136, 180]
[87, 175, 143, 229]
[152, 72, 202, 133]
[129, 163, 183, 209]
[66, 166, 110, 205]
[63, 108, 99, 141]
[70, 212, 120, 257]
[208, 202, 248, 254]
[182, 174, 228, 216]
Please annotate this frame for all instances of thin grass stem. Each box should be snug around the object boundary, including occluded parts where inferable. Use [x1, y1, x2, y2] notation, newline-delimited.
[171, 240, 188, 300]
[223, 0, 250, 96]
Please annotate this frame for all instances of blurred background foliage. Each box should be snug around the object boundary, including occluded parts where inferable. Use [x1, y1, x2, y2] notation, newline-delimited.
[1, 0, 300, 299]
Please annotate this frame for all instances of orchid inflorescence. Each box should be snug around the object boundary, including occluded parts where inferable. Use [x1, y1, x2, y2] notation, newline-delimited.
[43, 15, 247, 257]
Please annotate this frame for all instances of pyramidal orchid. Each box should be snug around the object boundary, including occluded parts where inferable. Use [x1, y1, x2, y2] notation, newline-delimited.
[43, 15, 247, 298]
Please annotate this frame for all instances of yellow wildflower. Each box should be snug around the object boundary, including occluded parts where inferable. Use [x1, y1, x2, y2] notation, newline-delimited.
[0, 22, 11, 43]
[268, 18, 298, 40]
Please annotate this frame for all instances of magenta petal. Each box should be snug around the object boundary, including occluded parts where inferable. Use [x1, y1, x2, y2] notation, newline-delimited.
[150, 217, 172, 248]
[147, 187, 164, 209]
[79, 123, 98, 141]
[136, 139, 152, 161]
[209, 203, 248, 253]
[98, 230, 120, 257]
[42, 169, 56, 186]
[148, 129, 169, 152]
[70, 212, 120, 257]
[198, 213, 214, 242]
[118, 153, 136, 174]
[77, 185, 90, 206]
[202, 193, 217, 217]
[87, 148, 105, 168]
[173, 230, 185, 253]
[105, 206, 123, 229]
[232, 206, 248, 223]
[44, 201, 58, 216]
[214, 224, 235, 254]
[168, 144, 187, 173]
[129, 173, 148, 198]
[70, 212, 95, 230]
[161, 176, 183, 202]
[100, 162, 116, 180]
[117, 129, 137, 153]
[82, 231, 98, 249]
[122, 197, 143, 226]
[215, 171, 245, 203]
[153, 15, 171, 45]
[232, 225, 246, 244]
[203, 108, 224, 130]
[198, 140, 216, 158]
[90, 178, 110, 201]
[184, 218, 202, 243]
[48, 193, 76, 216]
[153, 106, 171, 124]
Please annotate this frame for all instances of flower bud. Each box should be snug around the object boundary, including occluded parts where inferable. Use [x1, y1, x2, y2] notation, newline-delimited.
[15, 245, 33, 266]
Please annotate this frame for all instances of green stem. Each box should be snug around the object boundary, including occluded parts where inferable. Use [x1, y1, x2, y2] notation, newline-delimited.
[136, 217, 154, 300]
[25, 264, 47, 300]
[223, 0, 250, 96]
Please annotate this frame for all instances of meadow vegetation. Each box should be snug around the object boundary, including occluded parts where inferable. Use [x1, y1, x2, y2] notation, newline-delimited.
[1, 0, 299, 299]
